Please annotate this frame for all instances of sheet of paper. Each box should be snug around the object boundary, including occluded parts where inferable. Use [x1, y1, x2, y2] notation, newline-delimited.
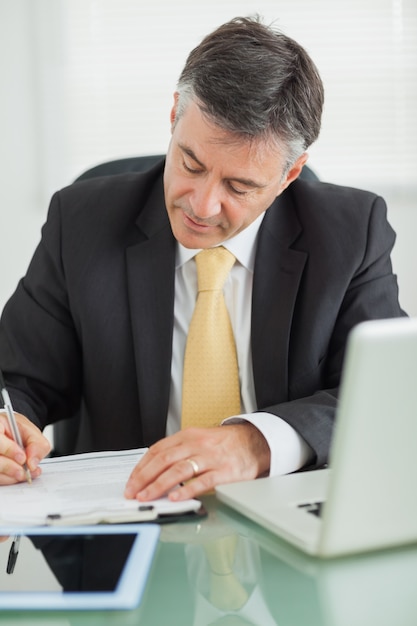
[0, 449, 201, 525]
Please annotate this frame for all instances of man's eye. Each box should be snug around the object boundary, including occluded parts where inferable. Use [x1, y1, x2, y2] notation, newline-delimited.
[229, 183, 248, 196]
[183, 161, 202, 174]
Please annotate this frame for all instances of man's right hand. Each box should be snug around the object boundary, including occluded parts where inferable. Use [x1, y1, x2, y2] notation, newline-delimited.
[0, 412, 51, 485]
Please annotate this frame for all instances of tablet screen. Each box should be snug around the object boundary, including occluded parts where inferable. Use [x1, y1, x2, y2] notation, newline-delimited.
[0, 524, 160, 610]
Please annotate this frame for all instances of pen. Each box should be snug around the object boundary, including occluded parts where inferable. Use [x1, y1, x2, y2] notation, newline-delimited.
[6, 535, 20, 575]
[0, 369, 32, 484]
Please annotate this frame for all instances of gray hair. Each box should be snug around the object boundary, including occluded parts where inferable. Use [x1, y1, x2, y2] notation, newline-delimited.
[175, 16, 324, 167]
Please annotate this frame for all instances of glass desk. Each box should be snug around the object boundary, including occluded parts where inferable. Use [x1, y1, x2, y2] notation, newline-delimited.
[1, 494, 416, 625]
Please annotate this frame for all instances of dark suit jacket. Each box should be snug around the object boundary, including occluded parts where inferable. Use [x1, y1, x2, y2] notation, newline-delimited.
[0, 160, 404, 468]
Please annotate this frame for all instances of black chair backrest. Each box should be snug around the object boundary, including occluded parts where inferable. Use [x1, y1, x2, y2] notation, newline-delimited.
[75, 155, 166, 181]
[75, 154, 319, 183]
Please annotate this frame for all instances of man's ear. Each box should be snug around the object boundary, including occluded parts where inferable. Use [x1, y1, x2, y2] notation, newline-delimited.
[279, 153, 309, 193]
[170, 92, 180, 130]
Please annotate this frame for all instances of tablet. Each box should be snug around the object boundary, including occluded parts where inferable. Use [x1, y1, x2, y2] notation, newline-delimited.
[0, 523, 160, 610]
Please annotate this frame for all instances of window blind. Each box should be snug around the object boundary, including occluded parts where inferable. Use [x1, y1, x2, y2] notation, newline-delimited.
[33, 0, 417, 198]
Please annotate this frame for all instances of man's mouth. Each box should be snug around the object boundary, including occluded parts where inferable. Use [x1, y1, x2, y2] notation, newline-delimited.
[182, 212, 217, 230]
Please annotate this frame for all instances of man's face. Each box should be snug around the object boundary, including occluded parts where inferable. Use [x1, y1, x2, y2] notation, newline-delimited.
[163, 96, 307, 249]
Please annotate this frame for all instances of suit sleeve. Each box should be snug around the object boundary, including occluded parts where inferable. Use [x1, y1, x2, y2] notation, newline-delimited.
[0, 191, 83, 429]
[263, 195, 405, 469]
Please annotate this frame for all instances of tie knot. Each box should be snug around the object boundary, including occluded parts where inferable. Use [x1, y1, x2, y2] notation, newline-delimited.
[195, 247, 236, 292]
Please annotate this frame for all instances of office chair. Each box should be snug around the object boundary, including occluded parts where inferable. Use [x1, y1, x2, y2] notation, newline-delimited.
[75, 155, 166, 181]
[75, 154, 319, 183]
[52, 155, 319, 456]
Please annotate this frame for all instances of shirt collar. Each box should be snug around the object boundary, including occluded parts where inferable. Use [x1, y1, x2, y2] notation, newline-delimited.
[176, 212, 265, 272]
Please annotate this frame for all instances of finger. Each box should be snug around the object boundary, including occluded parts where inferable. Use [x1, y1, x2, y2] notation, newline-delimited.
[125, 428, 222, 500]
[128, 440, 223, 501]
[166, 424, 269, 500]
[11, 415, 49, 469]
[169, 469, 219, 501]
[0, 452, 28, 484]
[0, 466, 43, 485]
[125, 427, 229, 500]
[126, 423, 267, 502]
[15, 417, 51, 471]
[0, 436, 26, 466]
[125, 441, 193, 499]
[137, 455, 212, 502]
[0, 437, 44, 485]
[130, 428, 194, 475]
[139, 464, 192, 501]
[0, 417, 26, 462]
[0, 413, 49, 483]
[25, 438, 51, 472]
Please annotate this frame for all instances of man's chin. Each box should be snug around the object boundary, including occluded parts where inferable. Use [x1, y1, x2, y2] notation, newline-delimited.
[171, 223, 227, 249]
[177, 235, 224, 249]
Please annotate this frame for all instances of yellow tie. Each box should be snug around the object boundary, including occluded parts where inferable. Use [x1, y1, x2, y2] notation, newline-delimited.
[203, 534, 249, 611]
[181, 246, 241, 429]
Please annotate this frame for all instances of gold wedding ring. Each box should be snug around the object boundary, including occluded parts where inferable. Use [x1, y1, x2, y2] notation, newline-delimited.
[186, 458, 199, 477]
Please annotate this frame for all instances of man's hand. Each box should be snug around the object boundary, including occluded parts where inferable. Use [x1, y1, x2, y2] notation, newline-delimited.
[0, 412, 51, 485]
[124, 423, 271, 502]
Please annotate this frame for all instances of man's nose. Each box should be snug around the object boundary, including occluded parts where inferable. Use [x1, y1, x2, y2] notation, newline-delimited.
[189, 180, 222, 219]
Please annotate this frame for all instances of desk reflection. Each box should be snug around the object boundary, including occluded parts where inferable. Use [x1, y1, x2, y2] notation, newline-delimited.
[1, 496, 417, 625]
[140, 498, 417, 626]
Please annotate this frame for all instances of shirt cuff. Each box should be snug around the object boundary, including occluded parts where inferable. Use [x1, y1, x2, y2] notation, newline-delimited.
[222, 412, 314, 476]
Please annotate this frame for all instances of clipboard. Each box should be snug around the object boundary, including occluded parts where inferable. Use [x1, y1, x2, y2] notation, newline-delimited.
[0, 449, 206, 527]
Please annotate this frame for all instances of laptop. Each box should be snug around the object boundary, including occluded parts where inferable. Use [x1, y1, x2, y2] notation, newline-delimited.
[216, 317, 417, 558]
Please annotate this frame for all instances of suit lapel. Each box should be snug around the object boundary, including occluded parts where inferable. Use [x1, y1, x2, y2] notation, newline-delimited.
[126, 180, 176, 444]
[251, 193, 307, 408]
[125, 176, 308, 438]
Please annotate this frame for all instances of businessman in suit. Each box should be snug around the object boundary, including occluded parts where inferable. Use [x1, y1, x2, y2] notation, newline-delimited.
[0, 17, 404, 501]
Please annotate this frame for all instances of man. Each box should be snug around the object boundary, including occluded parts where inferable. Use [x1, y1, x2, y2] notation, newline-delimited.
[0, 17, 404, 501]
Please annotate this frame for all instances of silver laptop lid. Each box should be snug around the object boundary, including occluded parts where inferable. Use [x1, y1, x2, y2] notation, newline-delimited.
[319, 317, 417, 555]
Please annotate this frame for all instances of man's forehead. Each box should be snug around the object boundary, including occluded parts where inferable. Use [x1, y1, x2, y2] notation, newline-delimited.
[177, 137, 285, 184]
[178, 98, 285, 160]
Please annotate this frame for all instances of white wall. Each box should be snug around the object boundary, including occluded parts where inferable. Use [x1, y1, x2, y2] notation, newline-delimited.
[1, 0, 416, 315]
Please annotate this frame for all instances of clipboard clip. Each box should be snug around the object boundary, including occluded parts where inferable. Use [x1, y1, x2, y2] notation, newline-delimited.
[45, 505, 157, 526]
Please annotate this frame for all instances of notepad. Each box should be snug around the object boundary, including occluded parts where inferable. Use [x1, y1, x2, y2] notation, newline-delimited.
[0, 448, 203, 526]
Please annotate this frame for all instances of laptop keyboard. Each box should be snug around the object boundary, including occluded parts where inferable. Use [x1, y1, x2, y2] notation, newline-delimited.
[297, 501, 324, 517]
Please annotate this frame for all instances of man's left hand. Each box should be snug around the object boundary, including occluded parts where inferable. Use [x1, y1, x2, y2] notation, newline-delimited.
[124, 423, 270, 502]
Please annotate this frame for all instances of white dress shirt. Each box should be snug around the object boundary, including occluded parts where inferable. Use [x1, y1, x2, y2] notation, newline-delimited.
[166, 213, 312, 475]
